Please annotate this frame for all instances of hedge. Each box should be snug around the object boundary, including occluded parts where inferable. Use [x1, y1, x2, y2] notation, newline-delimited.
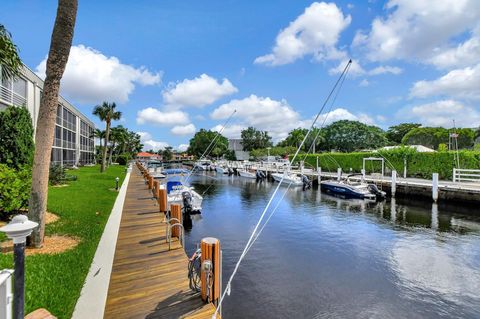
[299, 149, 480, 180]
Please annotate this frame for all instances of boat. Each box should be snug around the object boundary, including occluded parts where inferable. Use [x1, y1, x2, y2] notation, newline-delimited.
[193, 160, 212, 171]
[271, 172, 304, 186]
[161, 180, 203, 212]
[320, 174, 386, 200]
[238, 169, 256, 179]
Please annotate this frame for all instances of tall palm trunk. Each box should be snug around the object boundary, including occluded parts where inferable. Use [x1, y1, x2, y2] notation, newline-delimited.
[28, 0, 78, 248]
[108, 141, 116, 165]
[101, 120, 110, 172]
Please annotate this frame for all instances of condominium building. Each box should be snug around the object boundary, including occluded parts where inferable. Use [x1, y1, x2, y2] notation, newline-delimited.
[0, 66, 95, 166]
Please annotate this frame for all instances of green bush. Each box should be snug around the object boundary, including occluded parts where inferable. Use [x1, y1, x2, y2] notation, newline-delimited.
[49, 164, 77, 185]
[300, 149, 480, 180]
[0, 164, 31, 219]
[0, 105, 34, 168]
[250, 146, 298, 159]
[116, 154, 129, 166]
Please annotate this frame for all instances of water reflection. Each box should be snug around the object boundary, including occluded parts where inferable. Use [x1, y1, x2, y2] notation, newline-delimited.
[187, 173, 480, 319]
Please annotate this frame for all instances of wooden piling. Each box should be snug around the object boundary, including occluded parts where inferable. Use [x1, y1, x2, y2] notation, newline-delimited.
[153, 180, 160, 198]
[201, 237, 221, 305]
[158, 188, 167, 213]
[170, 204, 182, 238]
[148, 175, 154, 190]
[391, 170, 397, 197]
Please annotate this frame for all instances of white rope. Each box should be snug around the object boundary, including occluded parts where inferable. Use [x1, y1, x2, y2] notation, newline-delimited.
[213, 60, 352, 318]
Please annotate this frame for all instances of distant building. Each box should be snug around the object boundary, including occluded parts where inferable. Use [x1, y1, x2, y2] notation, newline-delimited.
[173, 153, 194, 161]
[136, 152, 161, 161]
[380, 145, 435, 153]
[228, 138, 249, 160]
[0, 66, 95, 166]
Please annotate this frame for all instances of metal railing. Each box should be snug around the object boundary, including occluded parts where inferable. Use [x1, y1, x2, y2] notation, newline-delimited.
[453, 168, 480, 183]
[0, 270, 13, 319]
[165, 217, 184, 250]
[0, 85, 26, 107]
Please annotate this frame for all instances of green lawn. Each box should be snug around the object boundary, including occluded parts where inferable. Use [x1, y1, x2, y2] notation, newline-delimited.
[0, 165, 126, 319]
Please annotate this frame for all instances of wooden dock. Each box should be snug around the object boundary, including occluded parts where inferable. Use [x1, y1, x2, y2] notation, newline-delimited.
[104, 166, 217, 319]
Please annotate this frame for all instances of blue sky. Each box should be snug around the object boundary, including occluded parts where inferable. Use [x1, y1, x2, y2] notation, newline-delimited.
[1, 0, 479, 151]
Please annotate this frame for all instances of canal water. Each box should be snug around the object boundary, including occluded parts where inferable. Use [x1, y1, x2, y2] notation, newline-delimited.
[184, 173, 480, 319]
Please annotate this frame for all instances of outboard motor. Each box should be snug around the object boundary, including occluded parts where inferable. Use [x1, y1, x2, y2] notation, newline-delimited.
[256, 170, 266, 182]
[302, 175, 312, 191]
[182, 191, 193, 212]
[227, 167, 234, 176]
[367, 184, 386, 200]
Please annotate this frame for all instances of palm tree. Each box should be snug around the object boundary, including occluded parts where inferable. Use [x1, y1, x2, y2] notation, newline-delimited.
[90, 128, 105, 148]
[108, 126, 128, 164]
[29, 0, 78, 248]
[92, 102, 121, 172]
[0, 24, 23, 80]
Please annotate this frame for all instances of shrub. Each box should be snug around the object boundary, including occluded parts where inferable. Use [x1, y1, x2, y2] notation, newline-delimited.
[300, 149, 480, 180]
[49, 164, 77, 185]
[0, 164, 31, 219]
[0, 105, 34, 168]
[116, 154, 129, 166]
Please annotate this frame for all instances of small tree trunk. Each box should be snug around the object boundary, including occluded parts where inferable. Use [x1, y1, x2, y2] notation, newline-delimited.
[108, 141, 115, 164]
[101, 121, 110, 172]
[28, 0, 78, 248]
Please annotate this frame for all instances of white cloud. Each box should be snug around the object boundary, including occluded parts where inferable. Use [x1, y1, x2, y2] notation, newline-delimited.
[368, 65, 403, 75]
[410, 64, 480, 100]
[162, 74, 237, 108]
[359, 79, 370, 87]
[171, 123, 196, 135]
[211, 95, 307, 140]
[136, 107, 190, 126]
[177, 144, 189, 152]
[143, 140, 169, 152]
[254, 2, 351, 66]
[429, 31, 480, 69]
[318, 108, 375, 126]
[137, 131, 169, 151]
[353, 0, 480, 62]
[347, 3, 354, 9]
[329, 59, 402, 77]
[35, 45, 161, 104]
[210, 95, 375, 141]
[399, 100, 480, 127]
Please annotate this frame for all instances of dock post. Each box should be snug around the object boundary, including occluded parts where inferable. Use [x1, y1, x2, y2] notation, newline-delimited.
[148, 176, 154, 190]
[391, 170, 397, 197]
[170, 204, 182, 238]
[337, 167, 342, 181]
[317, 167, 321, 184]
[361, 169, 366, 182]
[432, 173, 439, 202]
[453, 168, 457, 183]
[153, 180, 160, 198]
[158, 188, 167, 213]
[316, 156, 319, 171]
[201, 237, 221, 305]
[403, 158, 407, 178]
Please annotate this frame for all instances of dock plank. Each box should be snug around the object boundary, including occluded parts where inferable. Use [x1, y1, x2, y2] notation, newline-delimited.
[104, 167, 217, 319]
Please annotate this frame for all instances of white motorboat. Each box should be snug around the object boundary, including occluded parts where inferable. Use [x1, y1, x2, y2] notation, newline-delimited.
[160, 180, 203, 212]
[193, 160, 212, 171]
[271, 172, 303, 186]
[238, 169, 256, 179]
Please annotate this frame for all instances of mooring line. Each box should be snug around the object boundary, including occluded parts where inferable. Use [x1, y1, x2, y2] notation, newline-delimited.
[213, 60, 352, 318]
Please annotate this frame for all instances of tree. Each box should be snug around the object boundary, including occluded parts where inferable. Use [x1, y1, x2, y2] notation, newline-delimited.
[322, 120, 388, 152]
[0, 105, 34, 168]
[162, 146, 173, 161]
[108, 125, 128, 164]
[386, 123, 422, 144]
[29, 0, 78, 248]
[402, 127, 475, 150]
[0, 24, 23, 80]
[241, 127, 272, 151]
[187, 129, 229, 158]
[92, 101, 121, 172]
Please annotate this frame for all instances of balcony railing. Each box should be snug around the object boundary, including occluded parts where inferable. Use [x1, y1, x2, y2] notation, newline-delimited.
[0, 84, 26, 107]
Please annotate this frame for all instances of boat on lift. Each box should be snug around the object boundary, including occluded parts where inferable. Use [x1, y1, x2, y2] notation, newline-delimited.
[271, 172, 304, 186]
[193, 160, 212, 171]
[161, 180, 203, 212]
[320, 174, 385, 200]
[238, 168, 256, 179]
